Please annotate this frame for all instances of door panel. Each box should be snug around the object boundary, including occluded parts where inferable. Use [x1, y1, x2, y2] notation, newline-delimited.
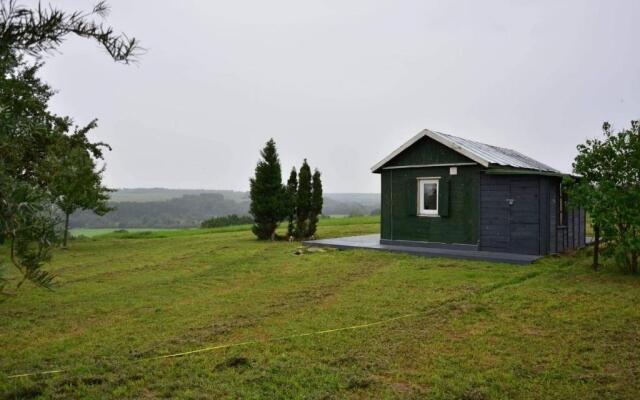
[480, 181, 510, 252]
[480, 175, 540, 255]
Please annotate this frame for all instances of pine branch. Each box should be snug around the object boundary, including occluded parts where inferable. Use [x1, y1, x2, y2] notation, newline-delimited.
[0, 0, 143, 63]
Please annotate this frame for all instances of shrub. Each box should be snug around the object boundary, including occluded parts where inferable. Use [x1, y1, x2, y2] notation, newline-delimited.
[200, 214, 253, 229]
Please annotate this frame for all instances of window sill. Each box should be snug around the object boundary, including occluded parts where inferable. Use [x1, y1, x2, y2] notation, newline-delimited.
[417, 213, 440, 218]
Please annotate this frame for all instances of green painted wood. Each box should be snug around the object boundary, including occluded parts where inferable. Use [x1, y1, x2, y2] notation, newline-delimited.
[439, 178, 450, 217]
[384, 136, 473, 168]
[380, 170, 393, 239]
[380, 165, 481, 245]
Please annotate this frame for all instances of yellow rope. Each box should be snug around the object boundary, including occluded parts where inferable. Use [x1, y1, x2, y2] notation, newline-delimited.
[7, 272, 542, 380]
[7, 312, 421, 379]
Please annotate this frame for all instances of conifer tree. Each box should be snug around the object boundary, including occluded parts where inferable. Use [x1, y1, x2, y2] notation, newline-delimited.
[295, 159, 312, 239]
[308, 169, 323, 238]
[286, 167, 298, 238]
[249, 139, 287, 240]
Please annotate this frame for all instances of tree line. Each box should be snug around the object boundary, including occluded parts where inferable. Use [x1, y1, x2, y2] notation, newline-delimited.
[249, 139, 323, 240]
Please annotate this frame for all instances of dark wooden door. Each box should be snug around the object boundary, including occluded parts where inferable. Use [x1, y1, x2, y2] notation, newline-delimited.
[480, 175, 540, 255]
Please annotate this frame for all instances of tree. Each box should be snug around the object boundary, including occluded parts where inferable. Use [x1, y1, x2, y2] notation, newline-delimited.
[46, 122, 113, 247]
[295, 159, 312, 239]
[567, 121, 640, 274]
[249, 139, 287, 240]
[285, 167, 297, 238]
[0, 1, 139, 293]
[307, 169, 323, 238]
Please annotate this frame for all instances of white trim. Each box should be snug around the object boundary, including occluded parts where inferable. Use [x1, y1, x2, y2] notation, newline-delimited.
[383, 162, 476, 170]
[370, 131, 427, 172]
[370, 129, 491, 172]
[417, 178, 439, 216]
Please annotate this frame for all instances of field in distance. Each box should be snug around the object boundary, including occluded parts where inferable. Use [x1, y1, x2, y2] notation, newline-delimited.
[2, 216, 639, 399]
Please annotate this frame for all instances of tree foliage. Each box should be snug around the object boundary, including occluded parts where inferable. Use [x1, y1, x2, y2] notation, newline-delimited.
[0, 0, 139, 294]
[295, 159, 312, 239]
[45, 120, 113, 247]
[249, 139, 287, 240]
[307, 169, 323, 238]
[285, 167, 297, 238]
[200, 214, 253, 229]
[567, 120, 640, 274]
[0, 0, 141, 62]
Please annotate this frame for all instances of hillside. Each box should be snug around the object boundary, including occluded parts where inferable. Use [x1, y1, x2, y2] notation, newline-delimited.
[70, 189, 380, 229]
[2, 218, 639, 399]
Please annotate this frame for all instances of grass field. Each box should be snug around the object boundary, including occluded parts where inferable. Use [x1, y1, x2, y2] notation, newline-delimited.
[70, 228, 176, 238]
[1, 216, 639, 399]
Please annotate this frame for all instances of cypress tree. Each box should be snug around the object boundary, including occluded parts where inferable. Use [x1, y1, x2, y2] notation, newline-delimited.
[295, 159, 312, 239]
[308, 169, 323, 238]
[249, 139, 287, 240]
[286, 167, 298, 238]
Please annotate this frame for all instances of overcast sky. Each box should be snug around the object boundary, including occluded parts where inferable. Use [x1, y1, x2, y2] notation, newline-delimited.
[39, 0, 640, 193]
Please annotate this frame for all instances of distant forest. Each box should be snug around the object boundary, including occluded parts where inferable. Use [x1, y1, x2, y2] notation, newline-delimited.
[70, 189, 380, 228]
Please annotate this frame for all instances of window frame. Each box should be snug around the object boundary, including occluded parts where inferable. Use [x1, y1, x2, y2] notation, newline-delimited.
[417, 177, 440, 217]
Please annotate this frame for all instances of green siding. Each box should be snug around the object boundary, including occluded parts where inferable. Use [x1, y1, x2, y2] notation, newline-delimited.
[381, 170, 393, 239]
[384, 136, 472, 167]
[380, 165, 481, 245]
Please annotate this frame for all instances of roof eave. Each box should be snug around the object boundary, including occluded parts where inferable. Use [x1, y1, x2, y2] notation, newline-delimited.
[425, 130, 491, 167]
[485, 166, 565, 177]
[370, 130, 429, 173]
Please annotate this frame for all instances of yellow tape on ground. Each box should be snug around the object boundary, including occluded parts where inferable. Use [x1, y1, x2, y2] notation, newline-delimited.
[7, 312, 421, 379]
[7, 271, 543, 380]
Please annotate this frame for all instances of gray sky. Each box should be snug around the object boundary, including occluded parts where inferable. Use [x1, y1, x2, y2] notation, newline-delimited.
[40, 0, 640, 193]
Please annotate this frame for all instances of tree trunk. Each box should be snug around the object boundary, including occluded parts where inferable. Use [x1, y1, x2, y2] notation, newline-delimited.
[63, 212, 70, 248]
[593, 224, 600, 271]
[632, 251, 638, 275]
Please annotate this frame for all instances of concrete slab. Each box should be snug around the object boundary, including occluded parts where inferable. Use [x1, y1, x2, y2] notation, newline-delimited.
[303, 234, 541, 265]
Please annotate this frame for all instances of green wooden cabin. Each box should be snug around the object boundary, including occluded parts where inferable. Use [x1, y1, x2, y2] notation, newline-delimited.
[372, 129, 586, 255]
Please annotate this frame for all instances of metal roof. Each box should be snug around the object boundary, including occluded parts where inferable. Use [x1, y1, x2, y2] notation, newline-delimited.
[371, 129, 561, 174]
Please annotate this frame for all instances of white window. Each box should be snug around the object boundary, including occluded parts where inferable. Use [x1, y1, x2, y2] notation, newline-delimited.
[417, 178, 439, 216]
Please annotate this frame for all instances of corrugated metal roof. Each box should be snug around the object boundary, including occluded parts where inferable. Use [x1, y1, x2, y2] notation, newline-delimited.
[432, 131, 561, 173]
[371, 129, 561, 173]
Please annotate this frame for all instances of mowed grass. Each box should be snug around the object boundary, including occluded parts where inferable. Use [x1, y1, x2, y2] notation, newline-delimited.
[1, 216, 639, 399]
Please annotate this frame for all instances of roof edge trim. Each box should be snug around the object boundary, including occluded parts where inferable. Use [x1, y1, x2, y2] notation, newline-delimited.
[370, 130, 428, 172]
[425, 130, 490, 167]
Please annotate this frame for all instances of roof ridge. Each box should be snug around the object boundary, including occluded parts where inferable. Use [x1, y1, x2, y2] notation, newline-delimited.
[371, 128, 561, 174]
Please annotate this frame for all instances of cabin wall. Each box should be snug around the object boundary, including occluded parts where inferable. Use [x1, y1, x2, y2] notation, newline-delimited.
[380, 165, 481, 245]
[547, 178, 586, 253]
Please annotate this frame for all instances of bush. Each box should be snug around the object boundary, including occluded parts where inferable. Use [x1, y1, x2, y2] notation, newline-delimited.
[200, 214, 253, 229]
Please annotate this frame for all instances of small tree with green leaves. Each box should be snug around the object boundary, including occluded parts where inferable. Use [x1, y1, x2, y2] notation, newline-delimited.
[46, 121, 113, 247]
[249, 139, 287, 240]
[307, 169, 323, 238]
[567, 120, 640, 274]
[286, 167, 298, 238]
[295, 159, 312, 239]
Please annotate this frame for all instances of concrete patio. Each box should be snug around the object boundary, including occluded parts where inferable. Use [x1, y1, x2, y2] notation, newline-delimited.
[303, 234, 542, 265]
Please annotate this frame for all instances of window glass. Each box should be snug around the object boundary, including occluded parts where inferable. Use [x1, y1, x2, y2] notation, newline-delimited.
[418, 179, 438, 215]
[423, 182, 437, 210]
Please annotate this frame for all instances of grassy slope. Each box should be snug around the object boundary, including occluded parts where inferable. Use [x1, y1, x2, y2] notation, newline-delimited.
[1, 216, 639, 399]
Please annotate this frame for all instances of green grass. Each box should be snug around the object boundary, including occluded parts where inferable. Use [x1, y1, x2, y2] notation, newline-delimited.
[2, 216, 639, 399]
[70, 228, 175, 238]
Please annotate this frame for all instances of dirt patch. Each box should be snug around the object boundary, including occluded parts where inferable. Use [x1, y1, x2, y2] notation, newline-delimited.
[214, 356, 251, 371]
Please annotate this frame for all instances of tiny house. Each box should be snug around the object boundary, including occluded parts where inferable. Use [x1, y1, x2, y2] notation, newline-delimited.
[372, 129, 586, 255]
